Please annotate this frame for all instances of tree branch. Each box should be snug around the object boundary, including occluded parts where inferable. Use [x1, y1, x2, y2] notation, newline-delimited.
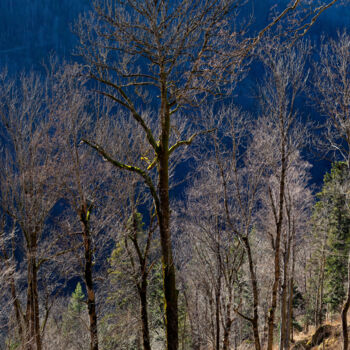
[168, 128, 216, 155]
[82, 138, 160, 214]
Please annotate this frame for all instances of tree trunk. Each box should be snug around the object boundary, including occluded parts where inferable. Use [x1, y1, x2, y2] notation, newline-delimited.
[280, 226, 292, 350]
[286, 240, 295, 347]
[10, 275, 24, 344]
[279, 249, 288, 350]
[184, 289, 200, 350]
[139, 279, 152, 350]
[223, 294, 233, 350]
[317, 243, 326, 327]
[81, 207, 99, 350]
[25, 246, 41, 350]
[341, 252, 350, 350]
[215, 283, 221, 350]
[286, 276, 293, 348]
[243, 237, 261, 350]
[33, 261, 41, 350]
[215, 238, 222, 350]
[267, 147, 286, 350]
[158, 83, 178, 350]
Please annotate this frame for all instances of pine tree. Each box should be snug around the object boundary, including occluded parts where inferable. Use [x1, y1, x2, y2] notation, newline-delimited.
[62, 282, 89, 349]
[68, 282, 85, 315]
[312, 162, 350, 314]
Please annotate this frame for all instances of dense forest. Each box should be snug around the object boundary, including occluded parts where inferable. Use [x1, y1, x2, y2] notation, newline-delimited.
[0, 1, 350, 350]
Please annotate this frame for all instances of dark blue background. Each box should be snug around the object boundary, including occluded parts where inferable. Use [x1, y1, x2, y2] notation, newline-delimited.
[0, 0, 349, 189]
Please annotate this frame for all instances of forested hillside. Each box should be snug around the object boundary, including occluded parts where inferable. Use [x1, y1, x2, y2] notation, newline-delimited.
[0, 1, 350, 350]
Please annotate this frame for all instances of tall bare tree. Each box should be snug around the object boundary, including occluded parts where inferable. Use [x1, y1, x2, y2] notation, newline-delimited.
[75, 1, 342, 348]
[254, 38, 310, 350]
[51, 64, 146, 350]
[75, 1, 249, 348]
[0, 71, 64, 350]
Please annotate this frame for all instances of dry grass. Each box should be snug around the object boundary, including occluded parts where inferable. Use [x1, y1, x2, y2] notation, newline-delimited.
[236, 313, 350, 350]
[291, 313, 350, 349]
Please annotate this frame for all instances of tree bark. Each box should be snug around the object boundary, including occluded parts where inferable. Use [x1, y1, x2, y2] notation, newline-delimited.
[280, 225, 292, 350]
[25, 245, 41, 350]
[316, 240, 326, 328]
[279, 256, 288, 350]
[158, 78, 178, 350]
[267, 146, 286, 350]
[223, 294, 233, 350]
[81, 206, 99, 350]
[10, 275, 24, 344]
[341, 252, 350, 350]
[139, 279, 152, 350]
[243, 237, 261, 350]
[286, 238, 296, 348]
[215, 281, 221, 350]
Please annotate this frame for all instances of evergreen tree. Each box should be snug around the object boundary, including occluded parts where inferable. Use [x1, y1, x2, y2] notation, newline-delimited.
[68, 282, 85, 315]
[62, 282, 89, 349]
[312, 162, 350, 313]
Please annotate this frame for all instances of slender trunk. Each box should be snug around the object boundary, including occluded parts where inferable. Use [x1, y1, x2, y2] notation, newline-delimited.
[286, 242, 295, 347]
[215, 282, 221, 350]
[280, 227, 292, 350]
[267, 147, 286, 350]
[215, 238, 221, 350]
[286, 277, 293, 348]
[139, 279, 152, 350]
[243, 237, 261, 350]
[32, 261, 41, 350]
[184, 289, 200, 350]
[25, 246, 41, 350]
[341, 252, 350, 350]
[129, 213, 152, 350]
[10, 275, 24, 343]
[208, 287, 216, 347]
[279, 250, 288, 350]
[25, 254, 34, 350]
[1, 239, 24, 345]
[315, 281, 320, 327]
[81, 208, 99, 350]
[158, 82, 178, 350]
[317, 244, 326, 327]
[223, 294, 233, 350]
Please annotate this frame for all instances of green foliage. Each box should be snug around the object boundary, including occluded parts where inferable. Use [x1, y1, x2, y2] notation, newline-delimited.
[68, 282, 85, 315]
[312, 162, 350, 312]
[60, 282, 89, 349]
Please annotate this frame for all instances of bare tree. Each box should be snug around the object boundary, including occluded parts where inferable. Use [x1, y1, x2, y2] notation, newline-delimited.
[74, 1, 342, 348]
[179, 152, 245, 350]
[314, 31, 350, 350]
[75, 1, 249, 348]
[279, 156, 313, 349]
[253, 37, 310, 350]
[174, 105, 265, 350]
[51, 64, 148, 350]
[0, 71, 65, 350]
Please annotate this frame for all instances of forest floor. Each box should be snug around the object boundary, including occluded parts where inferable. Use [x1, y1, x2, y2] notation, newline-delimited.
[290, 314, 349, 349]
[237, 315, 349, 349]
